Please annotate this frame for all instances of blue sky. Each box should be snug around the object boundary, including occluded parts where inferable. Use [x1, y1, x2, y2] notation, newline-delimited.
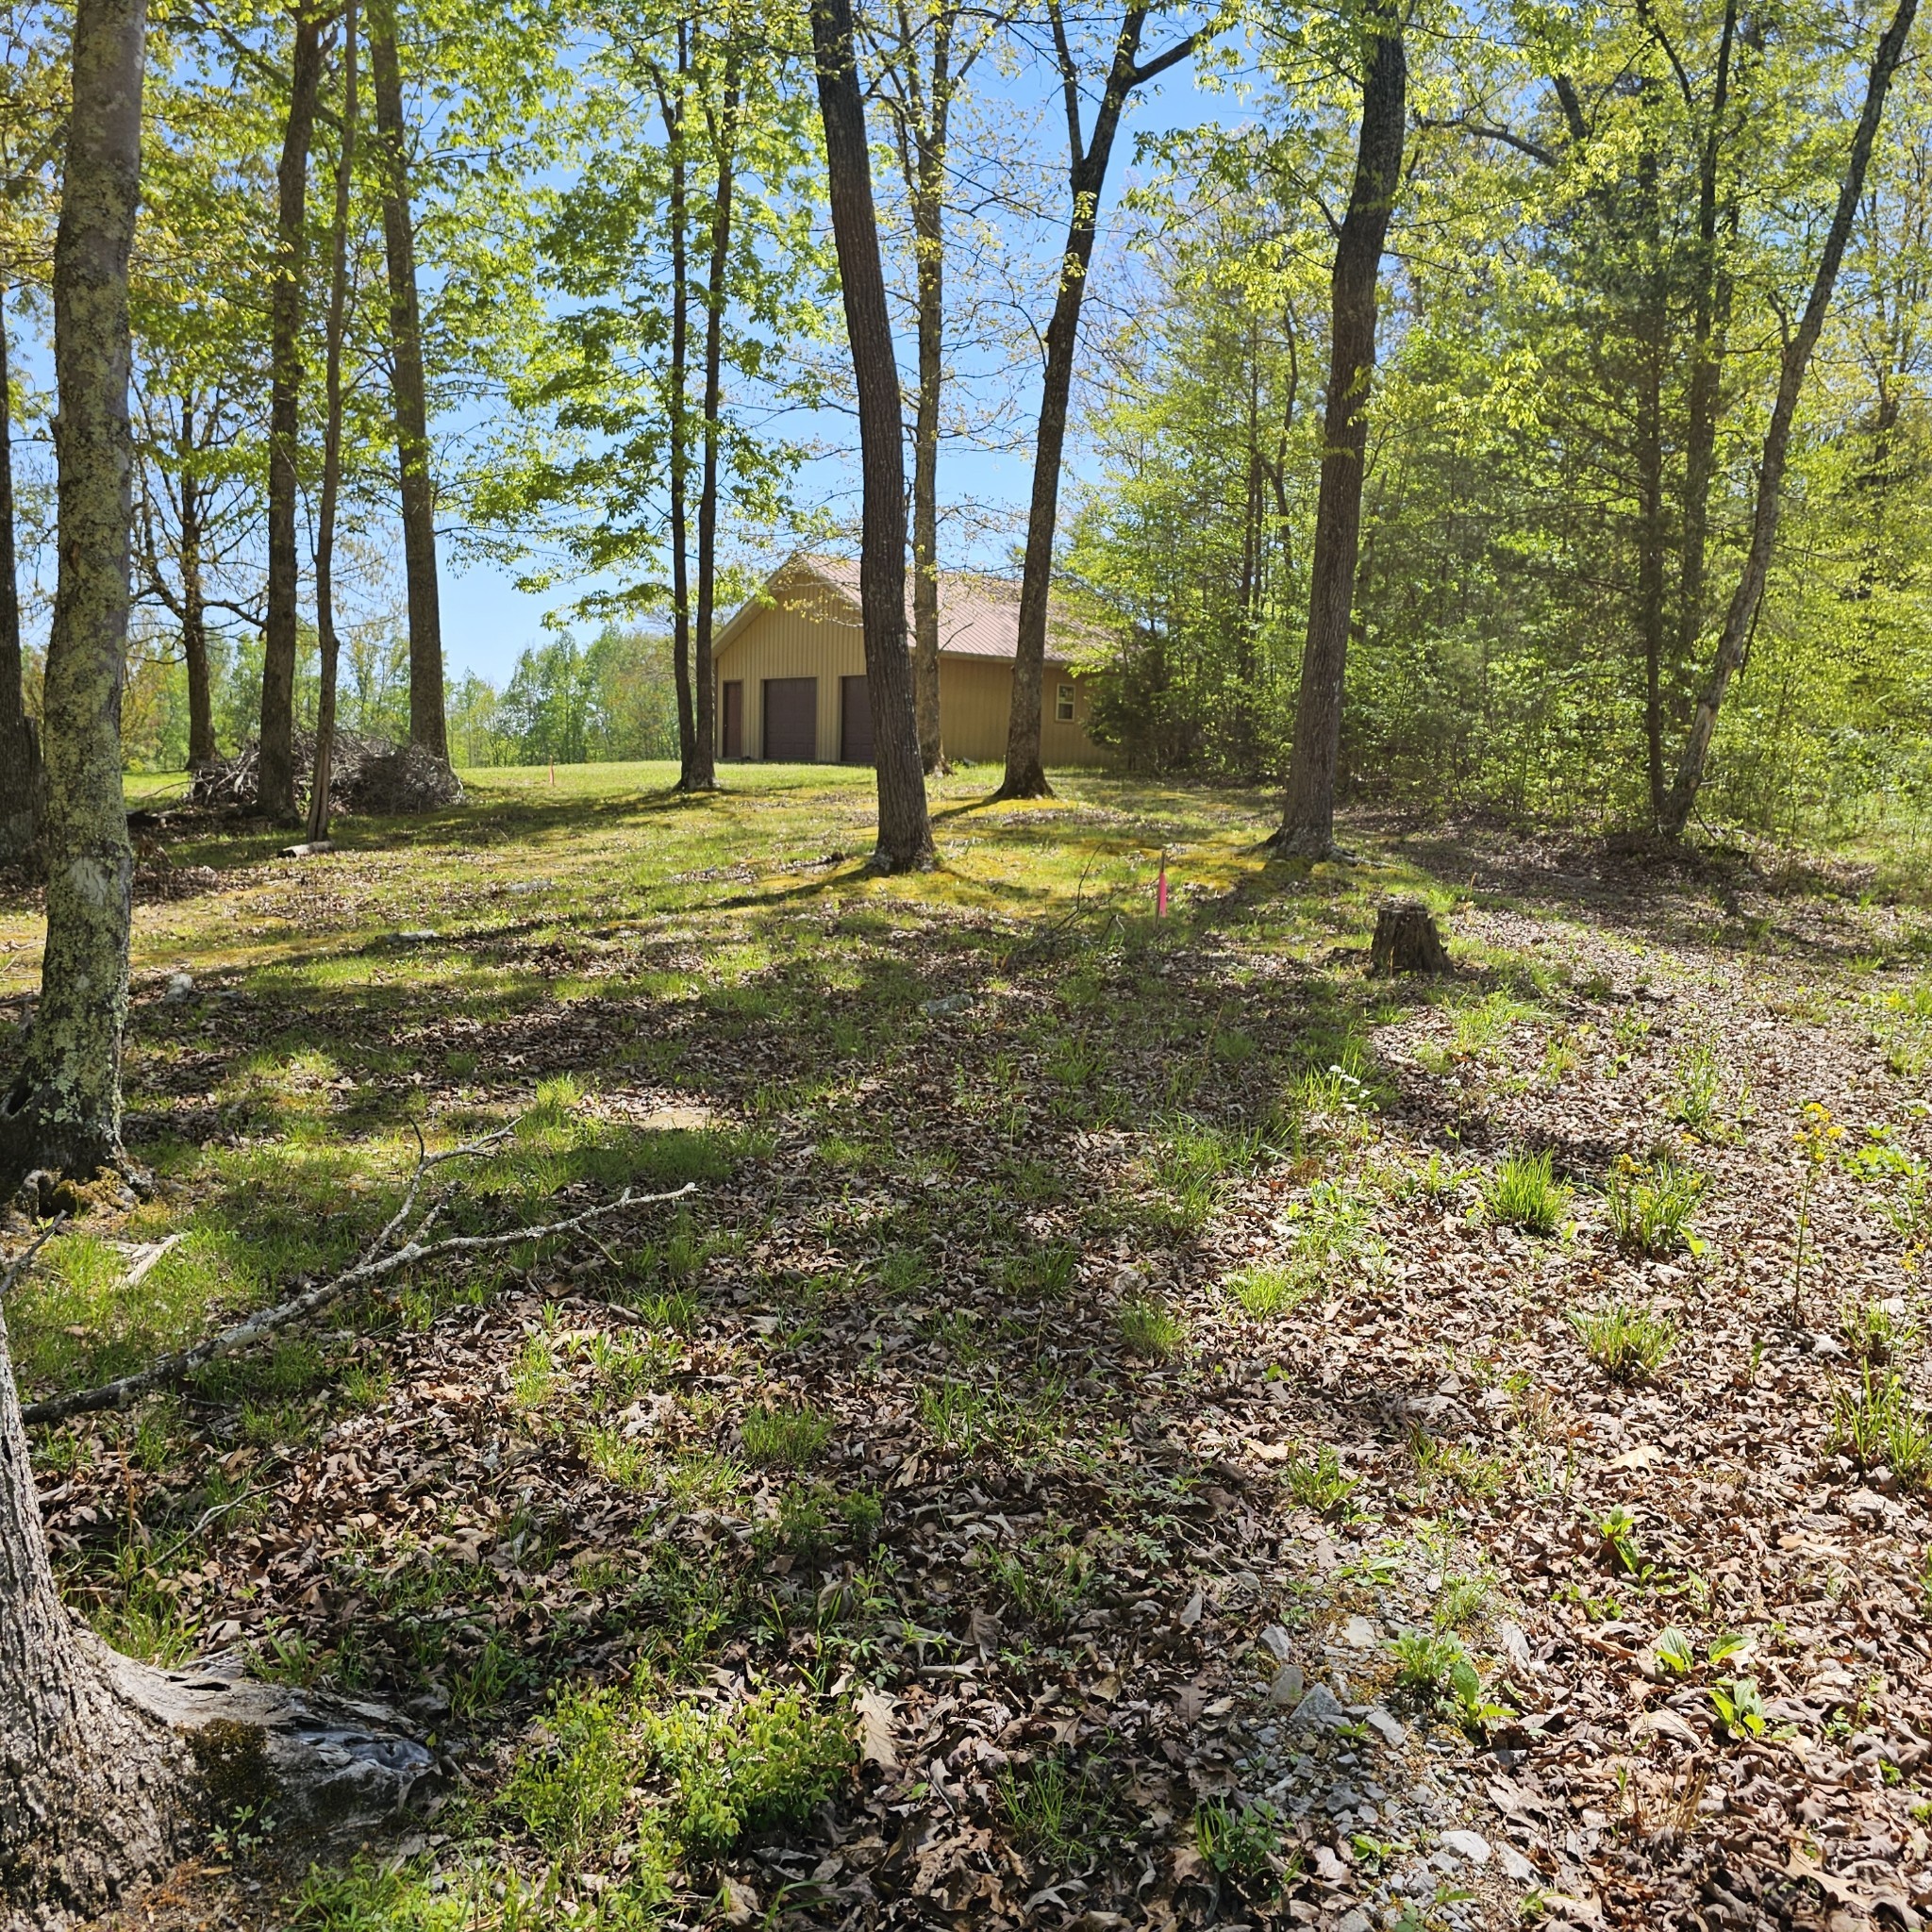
[438, 35, 1243, 688]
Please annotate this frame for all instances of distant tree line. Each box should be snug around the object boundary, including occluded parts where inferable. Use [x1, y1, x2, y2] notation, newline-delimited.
[447, 629, 680, 768]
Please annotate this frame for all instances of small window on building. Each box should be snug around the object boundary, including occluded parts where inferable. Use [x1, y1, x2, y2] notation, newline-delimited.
[1056, 683, 1075, 723]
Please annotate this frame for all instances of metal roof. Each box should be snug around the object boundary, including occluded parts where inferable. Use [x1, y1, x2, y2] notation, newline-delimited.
[715, 555, 1095, 667]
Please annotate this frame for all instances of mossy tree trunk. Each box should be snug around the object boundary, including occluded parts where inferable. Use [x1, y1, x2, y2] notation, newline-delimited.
[0, 0, 147, 1186]
[0, 4, 194, 1908]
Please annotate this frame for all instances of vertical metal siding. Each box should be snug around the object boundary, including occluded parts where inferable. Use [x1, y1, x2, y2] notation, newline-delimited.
[712, 581, 1105, 765]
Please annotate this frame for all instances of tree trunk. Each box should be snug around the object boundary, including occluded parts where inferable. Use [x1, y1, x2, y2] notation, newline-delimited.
[308, 0, 358, 847]
[0, 9, 192, 1881]
[1369, 898, 1449, 976]
[1276, 4, 1405, 857]
[1674, 0, 1739, 685]
[657, 33, 695, 789]
[1636, 156, 1668, 829]
[0, 290, 41, 864]
[258, 8, 322, 823]
[1000, 6, 1160, 802]
[178, 430, 214, 770]
[810, 0, 933, 869]
[0, 0, 148, 1188]
[1660, 0, 1919, 840]
[369, 0, 447, 763]
[908, 16, 951, 775]
[689, 51, 738, 796]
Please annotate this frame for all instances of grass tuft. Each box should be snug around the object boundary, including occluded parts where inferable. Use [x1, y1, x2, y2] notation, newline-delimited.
[1571, 1300, 1677, 1381]
[1481, 1149, 1570, 1235]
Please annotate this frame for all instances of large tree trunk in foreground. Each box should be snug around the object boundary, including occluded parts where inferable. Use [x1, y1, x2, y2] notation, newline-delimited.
[370, 0, 447, 764]
[1276, 5, 1405, 858]
[258, 8, 323, 823]
[0, 18, 433, 1913]
[308, 1, 358, 846]
[0, 0, 146, 1188]
[0, 295, 41, 865]
[1660, 0, 1918, 840]
[810, 0, 934, 870]
[0, 7, 189, 1901]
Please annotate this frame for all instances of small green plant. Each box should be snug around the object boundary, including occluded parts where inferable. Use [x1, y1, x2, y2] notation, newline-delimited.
[1450, 991, 1538, 1059]
[1482, 1150, 1571, 1235]
[1596, 1506, 1642, 1574]
[449, 1633, 524, 1719]
[1283, 1443, 1354, 1514]
[642, 1684, 856, 1859]
[1839, 1295, 1922, 1365]
[1653, 1626, 1695, 1675]
[1708, 1676, 1788, 1743]
[509, 1334, 562, 1412]
[774, 1482, 832, 1560]
[998, 1753, 1115, 1867]
[1391, 1627, 1506, 1734]
[1194, 1795, 1290, 1897]
[1433, 1572, 1491, 1631]
[1571, 1299, 1676, 1381]
[1829, 1366, 1932, 1484]
[1670, 1041, 1739, 1141]
[1392, 1628, 1466, 1700]
[1004, 1242, 1078, 1299]
[1446, 1653, 1507, 1736]
[250, 1621, 321, 1688]
[919, 1379, 991, 1456]
[1118, 1295, 1186, 1360]
[982, 1536, 1096, 1626]
[741, 1401, 833, 1469]
[841, 1486, 884, 1549]
[1393, 1150, 1472, 1201]
[1604, 1155, 1707, 1257]
[1224, 1262, 1313, 1318]
[501, 1684, 634, 1869]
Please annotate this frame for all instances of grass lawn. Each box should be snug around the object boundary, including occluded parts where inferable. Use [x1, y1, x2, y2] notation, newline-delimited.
[6, 764, 1932, 1930]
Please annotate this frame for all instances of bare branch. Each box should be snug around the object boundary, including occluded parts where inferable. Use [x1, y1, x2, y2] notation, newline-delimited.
[19, 1176, 697, 1426]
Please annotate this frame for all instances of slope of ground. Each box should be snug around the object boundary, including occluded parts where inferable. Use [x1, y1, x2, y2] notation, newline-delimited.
[3, 766, 1929, 1932]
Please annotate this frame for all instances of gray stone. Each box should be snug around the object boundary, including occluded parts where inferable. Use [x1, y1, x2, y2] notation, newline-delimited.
[163, 973, 194, 1001]
[1258, 1622, 1295, 1661]
[1440, 1828, 1492, 1867]
[1366, 1707, 1407, 1747]
[1338, 1911, 1373, 1932]
[1342, 1613, 1378, 1649]
[1291, 1682, 1347, 1729]
[1268, 1662, 1306, 1707]
[1499, 1845, 1537, 1883]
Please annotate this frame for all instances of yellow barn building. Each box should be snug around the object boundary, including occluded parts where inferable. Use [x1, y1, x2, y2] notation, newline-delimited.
[710, 555, 1106, 766]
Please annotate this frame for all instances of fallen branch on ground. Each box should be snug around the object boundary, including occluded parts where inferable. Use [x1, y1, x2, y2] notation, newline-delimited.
[15, 1131, 697, 1425]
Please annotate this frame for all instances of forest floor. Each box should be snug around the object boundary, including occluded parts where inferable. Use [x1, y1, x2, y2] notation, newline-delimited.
[5, 762, 1932, 1932]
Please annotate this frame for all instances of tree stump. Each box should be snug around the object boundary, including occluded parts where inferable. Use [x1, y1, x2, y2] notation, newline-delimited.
[1368, 898, 1450, 977]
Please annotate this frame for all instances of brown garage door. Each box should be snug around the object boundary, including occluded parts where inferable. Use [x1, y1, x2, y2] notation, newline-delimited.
[840, 675, 874, 765]
[762, 677, 817, 761]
